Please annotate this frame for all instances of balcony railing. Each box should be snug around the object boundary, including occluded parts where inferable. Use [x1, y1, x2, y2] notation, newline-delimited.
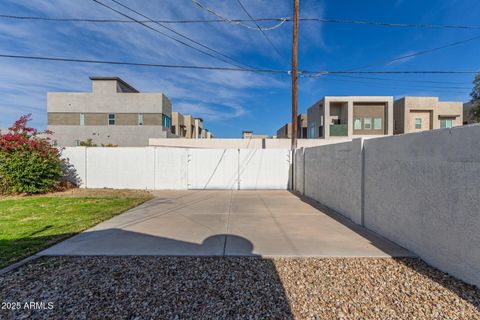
[330, 124, 348, 136]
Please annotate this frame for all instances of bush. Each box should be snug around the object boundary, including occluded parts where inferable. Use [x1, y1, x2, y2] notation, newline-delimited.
[0, 114, 64, 194]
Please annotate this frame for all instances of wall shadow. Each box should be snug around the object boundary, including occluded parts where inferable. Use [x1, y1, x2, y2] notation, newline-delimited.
[394, 257, 480, 310]
[2, 230, 295, 319]
[290, 191, 480, 308]
[290, 190, 411, 257]
[61, 157, 82, 187]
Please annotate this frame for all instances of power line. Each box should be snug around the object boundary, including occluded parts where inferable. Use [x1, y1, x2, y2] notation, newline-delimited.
[92, 0, 250, 70]
[345, 33, 480, 71]
[0, 13, 276, 24]
[2, 13, 480, 30]
[235, 0, 287, 64]
[107, 0, 255, 69]
[190, 0, 287, 31]
[324, 74, 470, 86]
[307, 71, 477, 75]
[0, 53, 286, 73]
[0, 53, 477, 75]
[310, 77, 471, 94]
[320, 75, 471, 91]
[299, 18, 480, 30]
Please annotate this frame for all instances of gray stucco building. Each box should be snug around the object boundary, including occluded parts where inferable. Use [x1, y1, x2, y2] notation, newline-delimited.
[47, 76, 176, 146]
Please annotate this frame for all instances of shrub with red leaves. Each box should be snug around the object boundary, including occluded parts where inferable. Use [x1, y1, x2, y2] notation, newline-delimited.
[0, 114, 64, 194]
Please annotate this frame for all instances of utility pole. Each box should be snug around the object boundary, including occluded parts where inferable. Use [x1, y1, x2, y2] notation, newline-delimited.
[291, 0, 299, 149]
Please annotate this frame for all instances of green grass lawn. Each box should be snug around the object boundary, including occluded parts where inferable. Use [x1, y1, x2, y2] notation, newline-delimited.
[0, 192, 151, 268]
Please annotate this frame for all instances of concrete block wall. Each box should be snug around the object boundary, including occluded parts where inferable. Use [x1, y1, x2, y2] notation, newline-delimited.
[302, 139, 363, 225]
[294, 148, 305, 194]
[363, 125, 480, 288]
[294, 124, 480, 287]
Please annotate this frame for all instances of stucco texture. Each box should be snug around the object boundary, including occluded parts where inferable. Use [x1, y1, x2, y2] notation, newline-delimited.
[363, 125, 480, 287]
[303, 139, 363, 225]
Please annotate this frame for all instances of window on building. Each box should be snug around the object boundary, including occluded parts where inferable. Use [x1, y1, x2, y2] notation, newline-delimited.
[80, 113, 85, 126]
[415, 118, 422, 129]
[354, 118, 362, 130]
[74, 140, 80, 146]
[364, 118, 372, 129]
[108, 113, 115, 125]
[171, 125, 176, 134]
[162, 114, 171, 128]
[138, 113, 143, 125]
[440, 118, 454, 128]
[309, 126, 315, 138]
[374, 118, 382, 130]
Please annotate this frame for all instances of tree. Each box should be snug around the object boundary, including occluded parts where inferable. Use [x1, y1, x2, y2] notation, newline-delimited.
[0, 114, 64, 194]
[469, 73, 480, 122]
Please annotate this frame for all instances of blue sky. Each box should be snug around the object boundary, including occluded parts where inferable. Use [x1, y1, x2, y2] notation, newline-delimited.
[0, 0, 479, 137]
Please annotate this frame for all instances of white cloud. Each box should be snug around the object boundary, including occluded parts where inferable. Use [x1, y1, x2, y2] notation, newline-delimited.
[0, 0, 294, 131]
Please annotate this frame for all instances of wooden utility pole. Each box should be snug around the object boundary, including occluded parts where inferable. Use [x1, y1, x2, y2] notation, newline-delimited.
[291, 0, 299, 149]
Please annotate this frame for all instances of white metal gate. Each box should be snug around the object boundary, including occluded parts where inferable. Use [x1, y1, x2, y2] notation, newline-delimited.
[187, 149, 291, 190]
[238, 149, 291, 189]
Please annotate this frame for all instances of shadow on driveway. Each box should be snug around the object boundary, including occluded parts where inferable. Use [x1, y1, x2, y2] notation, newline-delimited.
[1, 233, 295, 319]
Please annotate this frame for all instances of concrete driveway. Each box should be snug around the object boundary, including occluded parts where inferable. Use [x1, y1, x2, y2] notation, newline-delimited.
[41, 190, 411, 257]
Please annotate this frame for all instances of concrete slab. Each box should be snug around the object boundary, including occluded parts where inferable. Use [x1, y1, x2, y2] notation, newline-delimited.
[40, 190, 412, 257]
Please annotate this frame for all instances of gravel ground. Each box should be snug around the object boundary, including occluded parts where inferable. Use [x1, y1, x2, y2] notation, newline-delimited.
[0, 257, 478, 319]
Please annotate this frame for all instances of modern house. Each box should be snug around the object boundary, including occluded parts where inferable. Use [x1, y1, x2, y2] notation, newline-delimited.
[463, 102, 478, 125]
[307, 96, 394, 139]
[171, 112, 213, 139]
[47, 76, 177, 146]
[393, 97, 463, 134]
[276, 114, 308, 139]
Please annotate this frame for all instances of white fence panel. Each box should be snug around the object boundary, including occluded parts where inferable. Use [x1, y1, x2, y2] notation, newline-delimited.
[86, 147, 155, 189]
[187, 149, 239, 189]
[154, 148, 187, 189]
[239, 149, 291, 189]
[62, 147, 292, 190]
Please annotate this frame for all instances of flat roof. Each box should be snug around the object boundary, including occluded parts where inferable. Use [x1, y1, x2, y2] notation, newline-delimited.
[89, 76, 139, 93]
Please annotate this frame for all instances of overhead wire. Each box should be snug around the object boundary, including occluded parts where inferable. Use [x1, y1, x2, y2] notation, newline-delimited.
[314, 75, 471, 92]
[321, 74, 471, 85]
[107, 0, 255, 69]
[0, 53, 286, 73]
[190, 0, 287, 31]
[2, 14, 480, 30]
[0, 53, 477, 76]
[343, 33, 480, 71]
[92, 0, 252, 69]
[235, 0, 288, 65]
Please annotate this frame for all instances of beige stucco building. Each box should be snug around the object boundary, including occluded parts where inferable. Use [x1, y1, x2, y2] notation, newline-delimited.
[171, 113, 213, 139]
[307, 96, 394, 139]
[393, 97, 463, 134]
[276, 114, 308, 139]
[242, 131, 269, 139]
